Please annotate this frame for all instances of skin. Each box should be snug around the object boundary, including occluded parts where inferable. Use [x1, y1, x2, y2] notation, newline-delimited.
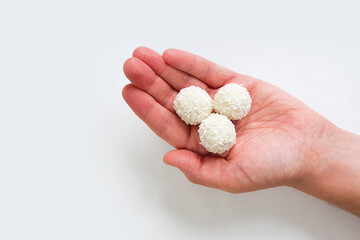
[122, 47, 360, 216]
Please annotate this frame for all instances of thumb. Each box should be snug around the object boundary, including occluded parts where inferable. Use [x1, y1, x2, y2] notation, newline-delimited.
[163, 149, 202, 184]
[163, 149, 238, 192]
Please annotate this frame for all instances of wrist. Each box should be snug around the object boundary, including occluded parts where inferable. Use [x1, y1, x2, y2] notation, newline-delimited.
[291, 123, 360, 215]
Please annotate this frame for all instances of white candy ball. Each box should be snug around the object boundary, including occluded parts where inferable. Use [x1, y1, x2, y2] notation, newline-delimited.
[198, 113, 236, 154]
[214, 83, 252, 120]
[173, 86, 213, 125]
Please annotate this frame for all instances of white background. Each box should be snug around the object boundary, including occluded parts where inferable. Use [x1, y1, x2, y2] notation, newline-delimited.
[1, 0, 360, 239]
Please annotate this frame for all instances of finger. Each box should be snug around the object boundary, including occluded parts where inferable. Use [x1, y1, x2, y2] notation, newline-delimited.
[163, 149, 241, 193]
[123, 57, 177, 112]
[132, 46, 209, 91]
[122, 84, 189, 148]
[163, 49, 238, 88]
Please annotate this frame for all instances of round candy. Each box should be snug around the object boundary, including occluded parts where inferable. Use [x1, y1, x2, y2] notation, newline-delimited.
[173, 86, 213, 125]
[214, 83, 252, 120]
[198, 113, 236, 154]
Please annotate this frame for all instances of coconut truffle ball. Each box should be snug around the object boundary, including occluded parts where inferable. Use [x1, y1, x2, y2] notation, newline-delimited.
[173, 86, 213, 125]
[198, 113, 236, 154]
[214, 83, 252, 120]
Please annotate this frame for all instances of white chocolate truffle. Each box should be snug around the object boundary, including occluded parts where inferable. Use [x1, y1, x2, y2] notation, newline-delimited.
[173, 86, 213, 125]
[214, 83, 252, 120]
[198, 113, 236, 154]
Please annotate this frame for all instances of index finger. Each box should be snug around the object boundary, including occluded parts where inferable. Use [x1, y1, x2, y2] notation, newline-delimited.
[162, 49, 238, 88]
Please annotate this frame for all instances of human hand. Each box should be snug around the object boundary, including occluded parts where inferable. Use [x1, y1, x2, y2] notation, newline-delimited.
[122, 47, 333, 193]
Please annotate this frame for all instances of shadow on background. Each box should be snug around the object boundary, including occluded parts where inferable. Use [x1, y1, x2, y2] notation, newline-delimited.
[125, 126, 359, 239]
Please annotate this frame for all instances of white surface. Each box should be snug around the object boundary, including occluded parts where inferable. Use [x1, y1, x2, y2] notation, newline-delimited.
[0, 0, 360, 239]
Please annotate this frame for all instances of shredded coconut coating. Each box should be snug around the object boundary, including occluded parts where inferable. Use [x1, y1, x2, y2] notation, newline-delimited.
[173, 86, 213, 125]
[198, 113, 236, 154]
[214, 83, 252, 120]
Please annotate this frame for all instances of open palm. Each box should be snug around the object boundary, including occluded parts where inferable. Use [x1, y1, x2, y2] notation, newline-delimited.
[123, 47, 329, 193]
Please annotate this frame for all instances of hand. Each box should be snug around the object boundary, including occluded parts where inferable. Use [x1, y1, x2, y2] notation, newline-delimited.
[122, 47, 332, 193]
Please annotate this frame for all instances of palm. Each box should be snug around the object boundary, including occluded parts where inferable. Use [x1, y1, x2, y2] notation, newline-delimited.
[123, 47, 327, 193]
